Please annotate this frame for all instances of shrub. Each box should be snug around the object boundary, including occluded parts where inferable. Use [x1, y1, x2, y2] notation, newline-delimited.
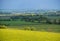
[24, 27, 36, 31]
[30, 27, 36, 31]
[0, 25, 7, 29]
[46, 19, 52, 24]
[58, 19, 60, 24]
[53, 19, 56, 24]
[24, 27, 31, 30]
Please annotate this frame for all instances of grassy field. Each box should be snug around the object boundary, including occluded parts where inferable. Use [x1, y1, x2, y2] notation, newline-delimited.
[0, 29, 60, 41]
[0, 20, 60, 32]
[0, 20, 37, 25]
[7, 24, 60, 32]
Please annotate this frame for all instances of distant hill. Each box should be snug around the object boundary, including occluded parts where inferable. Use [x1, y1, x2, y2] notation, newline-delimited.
[0, 9, 60, 15]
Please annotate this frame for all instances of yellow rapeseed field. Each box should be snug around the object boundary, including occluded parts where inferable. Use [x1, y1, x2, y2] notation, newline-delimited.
[0, 29, 60, 41]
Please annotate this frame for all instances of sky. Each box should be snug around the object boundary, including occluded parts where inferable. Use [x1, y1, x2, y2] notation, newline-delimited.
[0, 0, 60, 10]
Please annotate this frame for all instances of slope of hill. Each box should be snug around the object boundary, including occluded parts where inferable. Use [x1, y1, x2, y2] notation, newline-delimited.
[0, 29, 60, 41]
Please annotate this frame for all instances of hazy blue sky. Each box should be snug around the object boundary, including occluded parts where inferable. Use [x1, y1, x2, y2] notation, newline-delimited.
[0, 0, 60, 10]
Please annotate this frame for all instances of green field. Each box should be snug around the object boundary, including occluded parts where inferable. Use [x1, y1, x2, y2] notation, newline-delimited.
[6, 24, 60, 33]
[0, 29, 60, 41]
[0, 20, 60, 32]
[0, 20, 42, 25]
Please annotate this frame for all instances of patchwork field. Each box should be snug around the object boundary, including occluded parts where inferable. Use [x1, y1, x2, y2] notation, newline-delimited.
[0, 29, 60, 41]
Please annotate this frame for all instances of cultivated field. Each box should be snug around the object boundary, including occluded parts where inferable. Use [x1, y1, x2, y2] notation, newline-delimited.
[0, 20, 60, 32]
[0, 29, 60, 41]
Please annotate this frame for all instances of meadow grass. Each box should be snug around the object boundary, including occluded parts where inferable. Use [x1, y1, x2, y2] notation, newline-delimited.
[0, 29, 60, 41]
